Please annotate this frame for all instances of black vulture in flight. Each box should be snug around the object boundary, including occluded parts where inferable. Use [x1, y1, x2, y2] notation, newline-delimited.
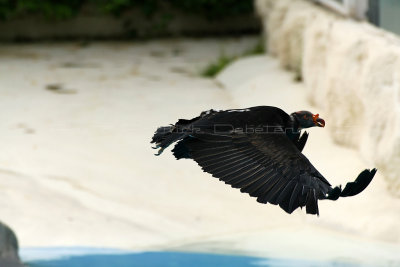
[151, 106, 376, 215]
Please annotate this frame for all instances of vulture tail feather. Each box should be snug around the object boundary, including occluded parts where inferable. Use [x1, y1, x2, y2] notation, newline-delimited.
[326, 168, 377, 200]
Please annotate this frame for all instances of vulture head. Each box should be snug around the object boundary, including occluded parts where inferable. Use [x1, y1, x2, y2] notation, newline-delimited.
[291, 111, 325, 129]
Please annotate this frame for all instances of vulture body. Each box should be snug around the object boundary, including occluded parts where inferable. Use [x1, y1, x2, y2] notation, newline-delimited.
[151, 106, 376, 215]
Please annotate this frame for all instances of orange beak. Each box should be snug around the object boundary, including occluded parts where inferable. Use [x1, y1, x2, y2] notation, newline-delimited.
[313, 113, 325, 127]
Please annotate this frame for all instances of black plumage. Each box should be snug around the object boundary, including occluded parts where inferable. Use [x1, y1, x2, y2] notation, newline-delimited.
[151, 106, 376, 215]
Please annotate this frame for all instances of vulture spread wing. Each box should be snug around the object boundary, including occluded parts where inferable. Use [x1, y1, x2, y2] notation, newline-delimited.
[179, 132, 332, 215]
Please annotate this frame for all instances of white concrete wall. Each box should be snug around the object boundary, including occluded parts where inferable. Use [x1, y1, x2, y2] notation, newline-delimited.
[256, 0, 400, 195]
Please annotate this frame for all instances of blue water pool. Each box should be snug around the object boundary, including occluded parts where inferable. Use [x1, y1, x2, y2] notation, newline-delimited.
[21, 248, 359, 267]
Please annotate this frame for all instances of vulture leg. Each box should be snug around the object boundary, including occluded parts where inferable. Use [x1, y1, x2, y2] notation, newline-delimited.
[326, 186, 341, 200]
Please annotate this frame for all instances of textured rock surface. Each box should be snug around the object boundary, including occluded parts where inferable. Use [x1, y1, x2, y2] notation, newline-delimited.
[0, 221, 22, 266]
[0, 259, 24, 267]
[256, 0, 400, 195]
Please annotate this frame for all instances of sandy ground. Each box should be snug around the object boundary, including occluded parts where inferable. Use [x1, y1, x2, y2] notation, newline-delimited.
[1, 37, 400, 265]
